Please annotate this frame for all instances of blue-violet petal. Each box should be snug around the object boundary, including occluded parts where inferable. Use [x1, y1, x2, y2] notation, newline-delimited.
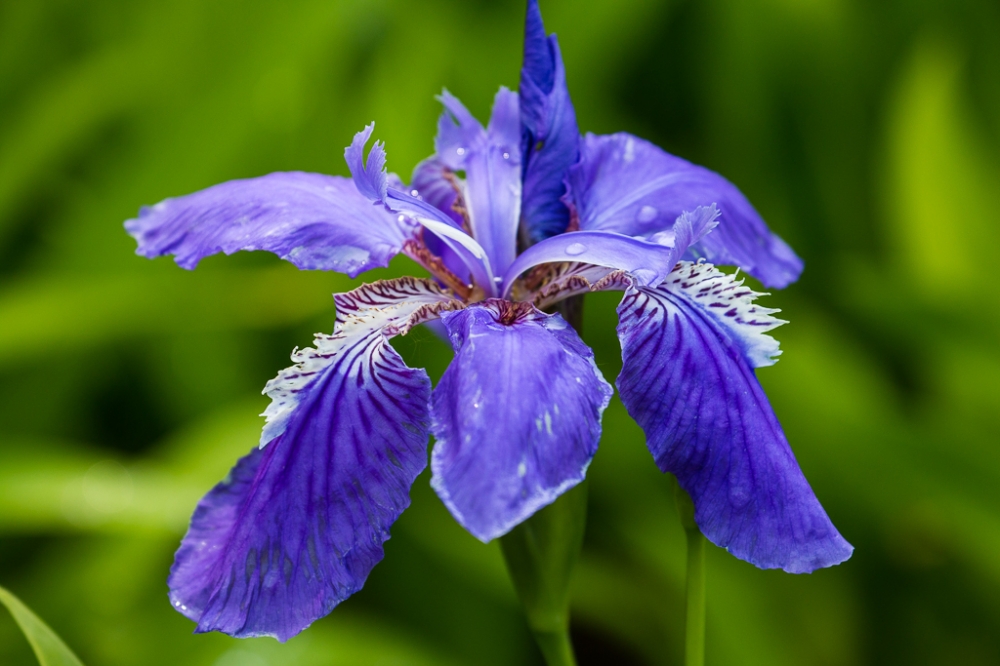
[615, 265, 852, 572]
[430, 301, 612, 542]
[566, 132, 803, 288]
[168, 278, 458, 641]
[502, 205, 718, 295]
[519, 0, 580, 243]
[125, 172, 412, 277]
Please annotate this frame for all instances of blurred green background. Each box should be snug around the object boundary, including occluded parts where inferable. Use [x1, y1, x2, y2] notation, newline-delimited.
[1, 0, 999, 664]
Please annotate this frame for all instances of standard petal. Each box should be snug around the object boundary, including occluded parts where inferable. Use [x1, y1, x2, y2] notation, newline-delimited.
[410, 156, 466, 228]
[502, 205, 719, 295]
[409, 157, 471, 282]
[430, 301, 612, 542]
[434, 89, 522, 276]
[125, 172, 411, 276]
[519, 0, 580, 243]
[566, 132, 803, 288]
[614, 266, 852, 572]
[168, 278, 460, 641]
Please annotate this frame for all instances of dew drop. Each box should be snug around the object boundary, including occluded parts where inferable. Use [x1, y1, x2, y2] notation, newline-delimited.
[397, 214, 406, 223]
[636, 205, 658, 223]
[456, 147, 466, 156]
[502, 152, 510, 160]
[565, 242, 587, 256]
[410, 189, 419, 197]
[648, 230, 675, 247]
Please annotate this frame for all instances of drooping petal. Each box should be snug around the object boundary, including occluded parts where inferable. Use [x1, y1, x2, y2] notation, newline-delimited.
[430, 301, 612, 542]
[657, 262, 786, 368]
[502, 205, 719, 295]
[126, 172, 413, 276]
[168, 278, 461, 641]
[565, 132, 803, 288]
[614, 264, 852, 572]
[519, 0, 579, 243]
[434, 89, 522, 276]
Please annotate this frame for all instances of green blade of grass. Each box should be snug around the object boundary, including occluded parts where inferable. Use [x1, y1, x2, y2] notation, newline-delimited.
[0, 586, 85, 666]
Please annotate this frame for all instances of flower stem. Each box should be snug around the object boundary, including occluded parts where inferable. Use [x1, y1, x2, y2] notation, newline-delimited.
[499, 479, 586, 666]
[674, 479, 706, 666]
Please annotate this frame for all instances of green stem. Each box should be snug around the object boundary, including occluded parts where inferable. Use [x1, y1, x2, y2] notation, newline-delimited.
[532, 627, 578, 666]
[674, 479, 706, 666]
[683, 525, 706, 666]
[499, 481, 587, 666]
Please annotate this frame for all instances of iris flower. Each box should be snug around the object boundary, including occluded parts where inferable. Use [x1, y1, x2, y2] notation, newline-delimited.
[127, 0, 851, 642]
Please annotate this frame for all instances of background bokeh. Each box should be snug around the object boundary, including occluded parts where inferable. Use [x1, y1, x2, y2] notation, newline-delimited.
[2, 0, 999, 664]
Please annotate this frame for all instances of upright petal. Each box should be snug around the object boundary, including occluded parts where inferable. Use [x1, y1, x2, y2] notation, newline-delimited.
[434, 90, 483, 171]
[168, 278, 461, 641]
[430, 301, 612, 542]
[566, 132, 803, 288]
[126, 172, 414, 276]
[406, 157, 471, 283]
[614, 264, 851, 572]
[434, 90, 522, 276]
[410, 157, 466, 228]
[347, 125, 495, 293]
[502, 205, 719, 295]
[519, 0, 579, 243]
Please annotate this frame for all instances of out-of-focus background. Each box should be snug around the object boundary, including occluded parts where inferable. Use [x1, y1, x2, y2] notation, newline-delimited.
[1, 0, 998, 664]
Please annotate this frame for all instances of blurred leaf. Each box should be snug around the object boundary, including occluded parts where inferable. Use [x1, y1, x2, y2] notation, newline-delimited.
[0, 586, 85, 666]
[883, 35, 1000, 299]
[0, 265, 347, 368]
[0, 400, 265, 534]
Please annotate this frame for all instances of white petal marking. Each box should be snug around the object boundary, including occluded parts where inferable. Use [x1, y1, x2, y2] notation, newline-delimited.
[260, 277, 463, 447]
[659, 261, 786, 368]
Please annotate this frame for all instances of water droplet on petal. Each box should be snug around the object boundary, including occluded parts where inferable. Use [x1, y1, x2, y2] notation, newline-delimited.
[648, 230, 675, 247]
[410, 189, 419, 197]
[502, 152, 510, 160]
[456, 147, 466, 156]
[565, 242, 587, 256]
[636, 205, 658, 223]
[397, 214, 406, 223]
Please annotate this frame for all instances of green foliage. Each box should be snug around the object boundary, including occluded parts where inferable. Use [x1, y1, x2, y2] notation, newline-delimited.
[0, 586, 85, 666]
[1, 0, 999, 664]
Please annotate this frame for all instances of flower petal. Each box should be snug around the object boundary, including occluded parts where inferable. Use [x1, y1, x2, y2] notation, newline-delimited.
[125, 171, 411, 277]
[410, 156, 466, 228]
[658, 261, 786, 368]
[347, 126, 495, 293]
[502, 205, 719, 295]
[430, 301, 612, 542]
[614, 267, 852, 572]
[345, 122, 388, 203]
[519, 0, 579, 243]
[409, 157, 471, 282]
[168, 278, 460, 641]
[566, 132, 804, 288]
[434, 89, 522, 276]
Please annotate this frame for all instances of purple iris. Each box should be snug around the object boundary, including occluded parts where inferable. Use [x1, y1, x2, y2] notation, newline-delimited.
[127, 0, 851, 642]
